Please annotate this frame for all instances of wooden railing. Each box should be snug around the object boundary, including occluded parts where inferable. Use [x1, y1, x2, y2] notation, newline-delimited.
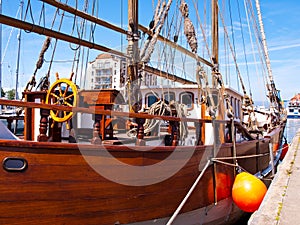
[0, 98, 255, 145]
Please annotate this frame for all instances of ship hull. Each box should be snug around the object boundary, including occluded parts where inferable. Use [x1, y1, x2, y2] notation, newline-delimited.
[0, 128, 282, 225]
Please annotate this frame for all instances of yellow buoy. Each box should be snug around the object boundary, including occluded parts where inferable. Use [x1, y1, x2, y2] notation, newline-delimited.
[232, 172, 267, 212]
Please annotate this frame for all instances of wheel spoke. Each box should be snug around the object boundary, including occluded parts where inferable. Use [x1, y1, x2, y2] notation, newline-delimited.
[63, 85, 70, 97]
[65, 102, 73, 107]
[58, 83, 63, 97]
[64, 93, 74, 100]
[50, 92, 60, 100]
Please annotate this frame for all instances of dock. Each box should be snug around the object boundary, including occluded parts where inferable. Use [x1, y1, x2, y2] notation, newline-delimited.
[248, 129, 300, 225]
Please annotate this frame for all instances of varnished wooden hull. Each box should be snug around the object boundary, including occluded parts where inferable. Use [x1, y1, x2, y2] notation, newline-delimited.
[0, 133, 277, 225]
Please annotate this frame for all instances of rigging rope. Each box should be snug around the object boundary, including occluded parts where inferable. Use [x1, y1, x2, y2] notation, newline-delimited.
[244, 0, 267, 106]
[127, 99, 189, 145]
[236, 0, 252, 98]
[179, 0, 197, 53]
[140, 0, 173, 63]
[1, 7, 22, 65]
[82, 0, 97, 89]
[24, 0, 35, 26]
[228, 0, 239, 92]
[191, 0, 211, 59]
[218, 4, 247, 96]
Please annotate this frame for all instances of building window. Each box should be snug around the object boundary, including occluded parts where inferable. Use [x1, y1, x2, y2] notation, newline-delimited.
[96, 70, 101, 76]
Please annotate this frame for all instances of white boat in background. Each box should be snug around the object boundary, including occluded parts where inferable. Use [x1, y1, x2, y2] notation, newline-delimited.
[287, 93, 300, 118]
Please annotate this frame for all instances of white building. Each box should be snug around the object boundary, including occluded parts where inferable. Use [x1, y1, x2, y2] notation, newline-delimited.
[83, 53, 157, 92]
[83, 53, 127, 90]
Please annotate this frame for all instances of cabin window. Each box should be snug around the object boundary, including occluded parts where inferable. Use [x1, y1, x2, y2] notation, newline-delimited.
[236, 99, 241, 119]
[3, 157, 27, 172]
[289, 109, 294, 113]
[145, 93, 158, 108]
[235, 98, 239, 119]
[180, 92, 193, 109]
[230, 97, 235, 115]
[163, 92, 175, 103]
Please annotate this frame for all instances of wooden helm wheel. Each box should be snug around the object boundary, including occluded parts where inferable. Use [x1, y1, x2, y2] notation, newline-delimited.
[45, 78, 78, 123]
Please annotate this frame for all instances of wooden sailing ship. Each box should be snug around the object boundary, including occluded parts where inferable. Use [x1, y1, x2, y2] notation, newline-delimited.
[0, 0, 286, 224]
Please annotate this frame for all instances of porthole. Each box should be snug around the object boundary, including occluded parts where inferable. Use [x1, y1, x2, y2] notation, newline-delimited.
[3, 157, 28, 172]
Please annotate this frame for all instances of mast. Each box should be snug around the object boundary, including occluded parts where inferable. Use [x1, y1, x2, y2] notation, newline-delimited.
[211, 0, 219, 69]
[127, 0, 140, 113]
[255, 0, 281, 111]
[0, 0, 2, 114]
[255, 0, 272, 83]
[211, 0, 225, 147]
[15, 0, 23, 100]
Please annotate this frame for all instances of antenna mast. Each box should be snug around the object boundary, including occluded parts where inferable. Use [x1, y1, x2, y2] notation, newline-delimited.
[15, 0, 24, 100]
[0, 0, 2, 113]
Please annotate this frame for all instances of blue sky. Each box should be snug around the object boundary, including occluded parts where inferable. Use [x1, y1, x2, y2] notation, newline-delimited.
[1, 0, 300, 103]
[259, 1, 300, 102]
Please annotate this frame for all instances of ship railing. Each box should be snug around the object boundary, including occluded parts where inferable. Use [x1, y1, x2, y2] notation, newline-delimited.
[0, 98, 255, 145]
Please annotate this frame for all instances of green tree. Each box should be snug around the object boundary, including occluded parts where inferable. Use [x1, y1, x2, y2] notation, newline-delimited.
[0, 88, 5, 98]
[6, 89, 15, 100]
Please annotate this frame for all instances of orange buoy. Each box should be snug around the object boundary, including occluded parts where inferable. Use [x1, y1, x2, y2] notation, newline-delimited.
[232, 172, 267, 212]
[280, 142, 289, 161]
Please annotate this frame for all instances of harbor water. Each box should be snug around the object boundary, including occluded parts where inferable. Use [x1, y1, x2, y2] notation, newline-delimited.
[285, 118, 300, 143]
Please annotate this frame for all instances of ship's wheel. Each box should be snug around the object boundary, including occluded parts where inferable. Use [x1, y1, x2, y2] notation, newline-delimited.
[45, 72, 78, 129]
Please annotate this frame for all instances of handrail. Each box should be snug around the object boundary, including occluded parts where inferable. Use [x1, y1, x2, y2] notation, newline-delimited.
[0, 98, 256, 140]
[0, 98, 218, 124]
